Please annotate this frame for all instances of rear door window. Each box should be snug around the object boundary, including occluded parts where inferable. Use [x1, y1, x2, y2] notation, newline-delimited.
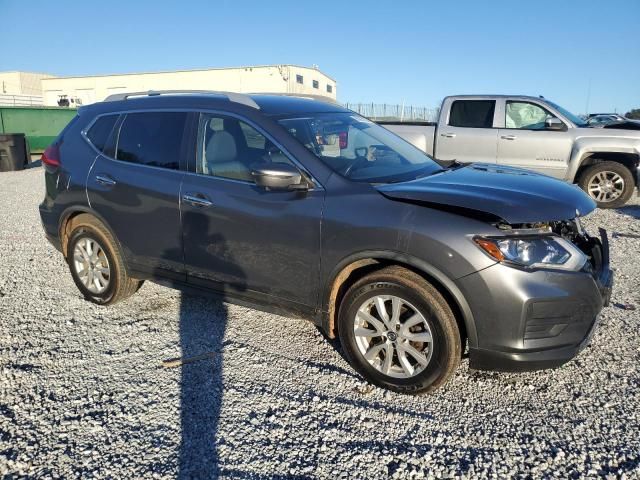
[448, 100, 496, 128]
[115, 112, 188, 170]
[86, 115, 118, 152]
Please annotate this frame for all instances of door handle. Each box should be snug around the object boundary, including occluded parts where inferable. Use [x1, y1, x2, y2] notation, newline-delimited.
[95, 174, 116, 186]
[182, 193, 214, 208]
[440, 133, 456, 138]
[501, 135, 517, 140]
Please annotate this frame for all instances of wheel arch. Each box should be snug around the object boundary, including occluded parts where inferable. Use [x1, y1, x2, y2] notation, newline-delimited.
[569, 142, 639, 185]
[322, 250, 478, 349]
[58, 206, 126, 264]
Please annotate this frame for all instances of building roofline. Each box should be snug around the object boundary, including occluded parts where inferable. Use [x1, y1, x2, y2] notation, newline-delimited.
[40, 64, 337, 83]
[0, 70, 56, 76]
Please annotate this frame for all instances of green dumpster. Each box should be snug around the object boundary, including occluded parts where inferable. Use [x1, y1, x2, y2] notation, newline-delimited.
[0, 106, 77, 154]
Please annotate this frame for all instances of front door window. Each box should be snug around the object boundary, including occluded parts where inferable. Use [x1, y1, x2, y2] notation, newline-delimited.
[505, 102, 556, 130]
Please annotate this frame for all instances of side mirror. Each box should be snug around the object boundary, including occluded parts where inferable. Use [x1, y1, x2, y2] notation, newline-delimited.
[251, 163, 308, 191]
[545, 117, 566, 131]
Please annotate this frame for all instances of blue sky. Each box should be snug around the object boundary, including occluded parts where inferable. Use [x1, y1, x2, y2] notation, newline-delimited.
[2, 0, 638, 114]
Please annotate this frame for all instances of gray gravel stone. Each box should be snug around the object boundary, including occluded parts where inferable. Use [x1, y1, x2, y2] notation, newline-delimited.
[1, 167, 639, 478]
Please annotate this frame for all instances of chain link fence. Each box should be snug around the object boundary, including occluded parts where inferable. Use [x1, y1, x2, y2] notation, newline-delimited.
[342, 103, 439, 122]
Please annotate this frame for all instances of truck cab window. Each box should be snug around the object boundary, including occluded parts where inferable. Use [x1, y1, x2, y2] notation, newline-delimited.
[506, 102, 555, 130]
[448, 100, 495, 128]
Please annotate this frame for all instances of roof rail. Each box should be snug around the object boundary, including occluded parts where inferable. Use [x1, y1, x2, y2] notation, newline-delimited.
[103, 90, 260, 109]
[251, 92, 339, 104]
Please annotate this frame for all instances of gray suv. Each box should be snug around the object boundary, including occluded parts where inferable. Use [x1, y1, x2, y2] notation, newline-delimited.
[39, 91, 613, 393]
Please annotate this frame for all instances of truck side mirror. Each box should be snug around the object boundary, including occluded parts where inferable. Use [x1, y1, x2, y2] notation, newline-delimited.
[545, 117, 566, 131]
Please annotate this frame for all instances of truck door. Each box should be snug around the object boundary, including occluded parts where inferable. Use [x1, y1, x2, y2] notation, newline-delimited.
[497, 100, 572, 179]
[435, 99, 498, 163]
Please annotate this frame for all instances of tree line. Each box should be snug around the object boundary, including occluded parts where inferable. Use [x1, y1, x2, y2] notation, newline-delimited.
[626, 109, 640, 119]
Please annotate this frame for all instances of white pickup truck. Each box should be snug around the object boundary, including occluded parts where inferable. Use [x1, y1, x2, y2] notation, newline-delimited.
[380, 95, 640, 208]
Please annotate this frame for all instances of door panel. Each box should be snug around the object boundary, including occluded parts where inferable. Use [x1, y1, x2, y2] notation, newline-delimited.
[181, 112, 324, 309]
[181, 175, 323, 307]
[87, 157, 185, 278]
[436, 99, 498, 163]
[497, 101, 572, 178]
[85, 111, 191, 280]
[497, 129, 572, 178]
[436, 126, 498, 163]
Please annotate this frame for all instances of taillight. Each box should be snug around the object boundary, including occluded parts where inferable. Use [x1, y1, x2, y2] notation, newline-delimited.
[41, 144, 61, 167]
[338, 131, 348, 149]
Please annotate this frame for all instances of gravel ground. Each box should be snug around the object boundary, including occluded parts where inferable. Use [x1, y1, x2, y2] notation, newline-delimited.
[1, 167, 639, 479]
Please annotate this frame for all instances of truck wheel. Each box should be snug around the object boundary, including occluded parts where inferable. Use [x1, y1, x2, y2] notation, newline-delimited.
[66, 214, 142, 305]
[337, 266, 461, 394]
[578, 161, 635, 208]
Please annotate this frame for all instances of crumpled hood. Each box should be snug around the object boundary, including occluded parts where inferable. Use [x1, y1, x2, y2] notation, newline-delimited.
[376, 163, 596, 224]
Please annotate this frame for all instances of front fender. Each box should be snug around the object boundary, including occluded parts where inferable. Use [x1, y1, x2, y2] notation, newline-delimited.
[322, 249, 479, 348]
[567, 136, 640, 182]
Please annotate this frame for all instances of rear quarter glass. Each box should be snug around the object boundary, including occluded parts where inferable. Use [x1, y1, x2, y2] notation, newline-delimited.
[52, 112, 105, 198]
[86, 115, 119, 153]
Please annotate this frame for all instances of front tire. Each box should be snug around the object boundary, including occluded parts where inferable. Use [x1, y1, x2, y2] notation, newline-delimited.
[66, 214, 142, 305]
[578, 161, 635, 208]
[337, 266, 461, 394]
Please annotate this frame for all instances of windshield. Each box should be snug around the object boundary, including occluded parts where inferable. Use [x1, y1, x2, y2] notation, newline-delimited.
[277, 112, 442, 183]
[546, 101, 588, 127]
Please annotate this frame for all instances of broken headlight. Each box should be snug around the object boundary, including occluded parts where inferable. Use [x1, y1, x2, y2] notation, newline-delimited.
[474, 235, 588, 271]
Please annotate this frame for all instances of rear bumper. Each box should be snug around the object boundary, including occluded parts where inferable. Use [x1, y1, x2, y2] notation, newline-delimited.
[44, 231, 62, 252]
[39, 203, 62, 253]
[461, 229, 613, 372]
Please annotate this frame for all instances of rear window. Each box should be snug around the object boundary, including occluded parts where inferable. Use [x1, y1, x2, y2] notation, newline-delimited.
[115, 112, 188, 170]
[448, 100, 495, 128]
[86, 115, 118, 152]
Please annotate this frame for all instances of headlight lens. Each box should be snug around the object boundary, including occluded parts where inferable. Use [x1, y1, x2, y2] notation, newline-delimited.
[474, 235, 587, 271]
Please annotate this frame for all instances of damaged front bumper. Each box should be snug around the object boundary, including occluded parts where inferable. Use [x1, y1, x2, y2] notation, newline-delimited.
[460, 228, 613, 372]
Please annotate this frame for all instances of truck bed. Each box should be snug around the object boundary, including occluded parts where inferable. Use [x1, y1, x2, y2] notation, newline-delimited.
[377, 121, 436, 156]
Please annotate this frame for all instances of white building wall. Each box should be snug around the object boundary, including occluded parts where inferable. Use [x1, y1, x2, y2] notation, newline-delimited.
[0, 71, 55, 95]
[287, 65, 336, 98]
[0, 72, 21, 94]
[41, 65, 337, 106]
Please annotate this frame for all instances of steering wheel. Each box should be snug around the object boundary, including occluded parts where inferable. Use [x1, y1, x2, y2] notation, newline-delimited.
[341, 147, 370, 177]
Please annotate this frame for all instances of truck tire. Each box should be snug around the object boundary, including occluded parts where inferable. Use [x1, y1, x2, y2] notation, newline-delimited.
[578, 161, 635, 208]
[337, 266, 461, 394]
[65, 214, 143, 305]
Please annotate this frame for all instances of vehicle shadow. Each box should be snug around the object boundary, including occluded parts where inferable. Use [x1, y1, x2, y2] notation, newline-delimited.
[26, 159, 42, 169]
[163, 210, 247, 478]
[177, 293, 227, 478]
[616, 204, 640, 219]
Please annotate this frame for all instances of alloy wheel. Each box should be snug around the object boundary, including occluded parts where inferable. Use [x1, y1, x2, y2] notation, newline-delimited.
[587, 171, 625, 203]
[73, 237, 111, 294]
[353, 295, 434, 378]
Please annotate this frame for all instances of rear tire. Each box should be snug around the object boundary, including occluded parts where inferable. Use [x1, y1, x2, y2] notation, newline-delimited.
[65, 214, 142, 305]
[578, 161, 635, 208]
[337, 266, 461, 394]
